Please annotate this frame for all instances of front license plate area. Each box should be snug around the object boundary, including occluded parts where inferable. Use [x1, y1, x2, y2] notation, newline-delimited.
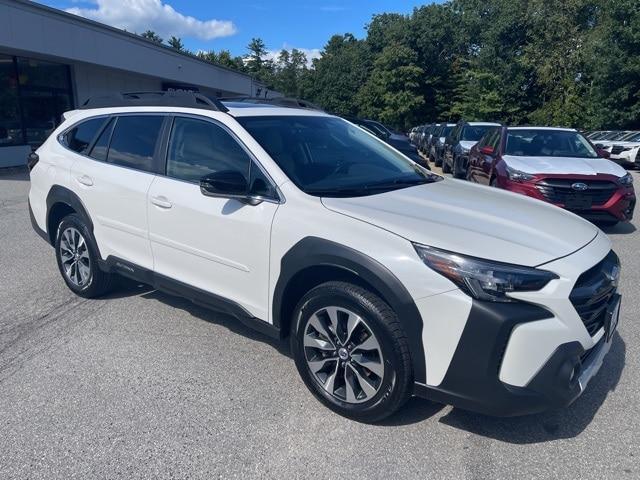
[605, 294, 621, 341]
[565, 195, 593, 210]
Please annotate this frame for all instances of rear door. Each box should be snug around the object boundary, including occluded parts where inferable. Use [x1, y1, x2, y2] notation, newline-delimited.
[69, 114, 166, 269]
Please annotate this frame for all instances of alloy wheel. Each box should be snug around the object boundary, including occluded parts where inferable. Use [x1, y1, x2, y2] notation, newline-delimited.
[59, 227, 91, 287]
[303, 306, 385, 404]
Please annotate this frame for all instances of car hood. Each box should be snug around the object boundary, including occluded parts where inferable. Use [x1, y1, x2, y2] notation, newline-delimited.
[503, 155, 627, 177]
[460, 140, 477, 150]
[321, 179, 598, 266]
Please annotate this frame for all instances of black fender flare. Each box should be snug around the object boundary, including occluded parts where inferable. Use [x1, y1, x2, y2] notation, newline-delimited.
[45, 185, 99, 253]
[273, 237, 426, 383]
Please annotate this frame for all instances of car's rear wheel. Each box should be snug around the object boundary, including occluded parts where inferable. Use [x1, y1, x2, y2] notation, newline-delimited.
[291, 281, 412, 422]
[55, 213, 115, 298]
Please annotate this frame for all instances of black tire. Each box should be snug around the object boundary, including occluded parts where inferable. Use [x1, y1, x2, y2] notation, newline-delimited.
[490, 176, 498, 188]
[54, 213, 115, 298]
[452, 156, 465, 179]
[291, 281, 413, 422]
[434, 152, 442, 167]
[442, 155, 451, 173]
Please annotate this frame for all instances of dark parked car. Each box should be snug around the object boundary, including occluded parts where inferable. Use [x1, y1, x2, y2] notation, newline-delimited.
[467, 126, 636, 226]
[430, 123, 455, 167]
[347, 117, 428, 167]
[443, 121, 501, 177]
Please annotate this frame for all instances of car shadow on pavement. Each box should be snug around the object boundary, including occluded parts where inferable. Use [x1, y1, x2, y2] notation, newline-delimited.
[134, 287, 293, 359]
[599, 222, 636, 235]
[437, 333, 626, 444]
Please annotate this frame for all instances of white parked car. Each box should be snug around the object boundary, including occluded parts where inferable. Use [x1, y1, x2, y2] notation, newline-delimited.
[28, 92, 622, 421]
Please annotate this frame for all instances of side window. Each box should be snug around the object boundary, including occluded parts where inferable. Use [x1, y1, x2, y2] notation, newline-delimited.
[249, 163, 278, 199]
[89, 117, 115, 161]
[107, 115, 164, 172]
[488, 129, 501, 150]
[166, 117, 251, 183]
[477, 130, 491, 148]
[63, 117, 106, 154]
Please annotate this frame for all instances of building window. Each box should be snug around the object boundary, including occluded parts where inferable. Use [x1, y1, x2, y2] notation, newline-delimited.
[0, 54, 73, 147]
[0, 55, 21, 146]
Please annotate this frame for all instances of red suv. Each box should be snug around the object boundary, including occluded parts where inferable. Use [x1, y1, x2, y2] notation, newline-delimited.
[467, 126, 636, 226]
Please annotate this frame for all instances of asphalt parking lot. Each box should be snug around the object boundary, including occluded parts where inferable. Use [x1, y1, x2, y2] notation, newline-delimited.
[0, 167, 638, 479]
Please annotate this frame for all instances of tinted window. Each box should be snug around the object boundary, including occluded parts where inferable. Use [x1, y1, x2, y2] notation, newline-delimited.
[167, 117, 251, 183]
[238, 115, 440, 197]
[107, 116, 163, 172]
[89, 118, 115, 161]
[64, 118, 106, 154]
[249, 163, 278, 199]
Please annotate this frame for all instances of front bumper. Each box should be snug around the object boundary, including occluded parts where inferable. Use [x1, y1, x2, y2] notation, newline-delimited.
[498, 175, 636, 222]
[413, 297, 618, 417]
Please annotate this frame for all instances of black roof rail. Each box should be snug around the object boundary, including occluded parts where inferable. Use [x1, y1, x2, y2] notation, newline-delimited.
[220, 96, 323, 111]
[80, 91, 229, 112]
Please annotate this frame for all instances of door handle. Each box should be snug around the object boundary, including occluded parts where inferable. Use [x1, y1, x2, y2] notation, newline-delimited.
[77, 174, 93, 186]
[150, 195, 172, 209]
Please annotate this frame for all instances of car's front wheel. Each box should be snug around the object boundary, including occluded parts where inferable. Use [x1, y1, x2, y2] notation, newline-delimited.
[442, 155, 451, 173]
[291, 281, 412, 422]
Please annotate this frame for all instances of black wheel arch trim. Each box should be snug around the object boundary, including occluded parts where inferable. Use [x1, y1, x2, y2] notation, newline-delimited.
[273, 236, 427, 383]
[45, 185, 95, 245]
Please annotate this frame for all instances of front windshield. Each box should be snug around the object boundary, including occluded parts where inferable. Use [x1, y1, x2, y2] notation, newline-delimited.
[441, 126, 453, 138]
[238, 115, 441, 197]
[625, 132, 640, 142]
[505, 129, 599, 158]
[461, 125, 495, 142]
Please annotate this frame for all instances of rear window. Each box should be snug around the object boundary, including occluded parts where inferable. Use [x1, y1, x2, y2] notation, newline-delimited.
[63, 117, 106, 154]
[106, 116, 164, 172]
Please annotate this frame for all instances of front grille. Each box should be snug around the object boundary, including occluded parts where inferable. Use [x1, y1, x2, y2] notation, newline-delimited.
[570, 251, 620, 336]
[536, 179, 617, 207]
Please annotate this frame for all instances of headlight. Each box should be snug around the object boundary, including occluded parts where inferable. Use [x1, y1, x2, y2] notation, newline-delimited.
[619, 173, 633, 186]
[414, 244, 558, 302]
[506, 166, 535, 182]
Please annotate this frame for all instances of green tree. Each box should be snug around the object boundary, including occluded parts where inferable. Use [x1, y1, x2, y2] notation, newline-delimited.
[356, 43, 424, 128]
[168, 36, 185, 51]
[302, 34, 372, 116]
[140, 30, 163, 44]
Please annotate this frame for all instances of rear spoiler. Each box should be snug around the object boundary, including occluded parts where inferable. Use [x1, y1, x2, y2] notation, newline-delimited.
[61, 110, 82, 121]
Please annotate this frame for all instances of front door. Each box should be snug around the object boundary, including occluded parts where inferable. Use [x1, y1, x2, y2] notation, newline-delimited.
[147, 115, 280, 320]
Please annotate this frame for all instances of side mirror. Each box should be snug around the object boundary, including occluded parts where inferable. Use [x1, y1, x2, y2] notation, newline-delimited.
[480, 145, 495, 155]
[597, 148, 611, 159]
[200, 170, 260, 205]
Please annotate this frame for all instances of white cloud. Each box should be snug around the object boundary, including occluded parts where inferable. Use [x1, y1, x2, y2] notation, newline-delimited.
[265, 45, 322, 68]
[66, 0, 237, 41]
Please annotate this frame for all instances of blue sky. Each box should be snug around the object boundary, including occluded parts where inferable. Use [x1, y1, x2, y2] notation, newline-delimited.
[37, 0, 432, 61]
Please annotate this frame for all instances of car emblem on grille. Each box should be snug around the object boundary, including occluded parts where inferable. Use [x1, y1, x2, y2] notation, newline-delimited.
[571, 182, 588, 191]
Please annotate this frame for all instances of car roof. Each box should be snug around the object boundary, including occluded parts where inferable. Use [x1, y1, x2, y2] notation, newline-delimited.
[507, 126, 577, 132]
[225, 105, 332, 117]
[465, 122, 501, 126]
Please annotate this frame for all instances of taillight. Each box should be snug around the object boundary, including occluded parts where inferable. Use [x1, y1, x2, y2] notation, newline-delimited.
[27, 152, 39, 171]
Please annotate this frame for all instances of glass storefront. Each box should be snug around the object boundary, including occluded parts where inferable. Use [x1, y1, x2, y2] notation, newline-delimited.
[0, 54, 73, 147]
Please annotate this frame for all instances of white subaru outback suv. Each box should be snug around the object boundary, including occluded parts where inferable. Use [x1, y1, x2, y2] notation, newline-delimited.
[28, 92, 621, 422]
